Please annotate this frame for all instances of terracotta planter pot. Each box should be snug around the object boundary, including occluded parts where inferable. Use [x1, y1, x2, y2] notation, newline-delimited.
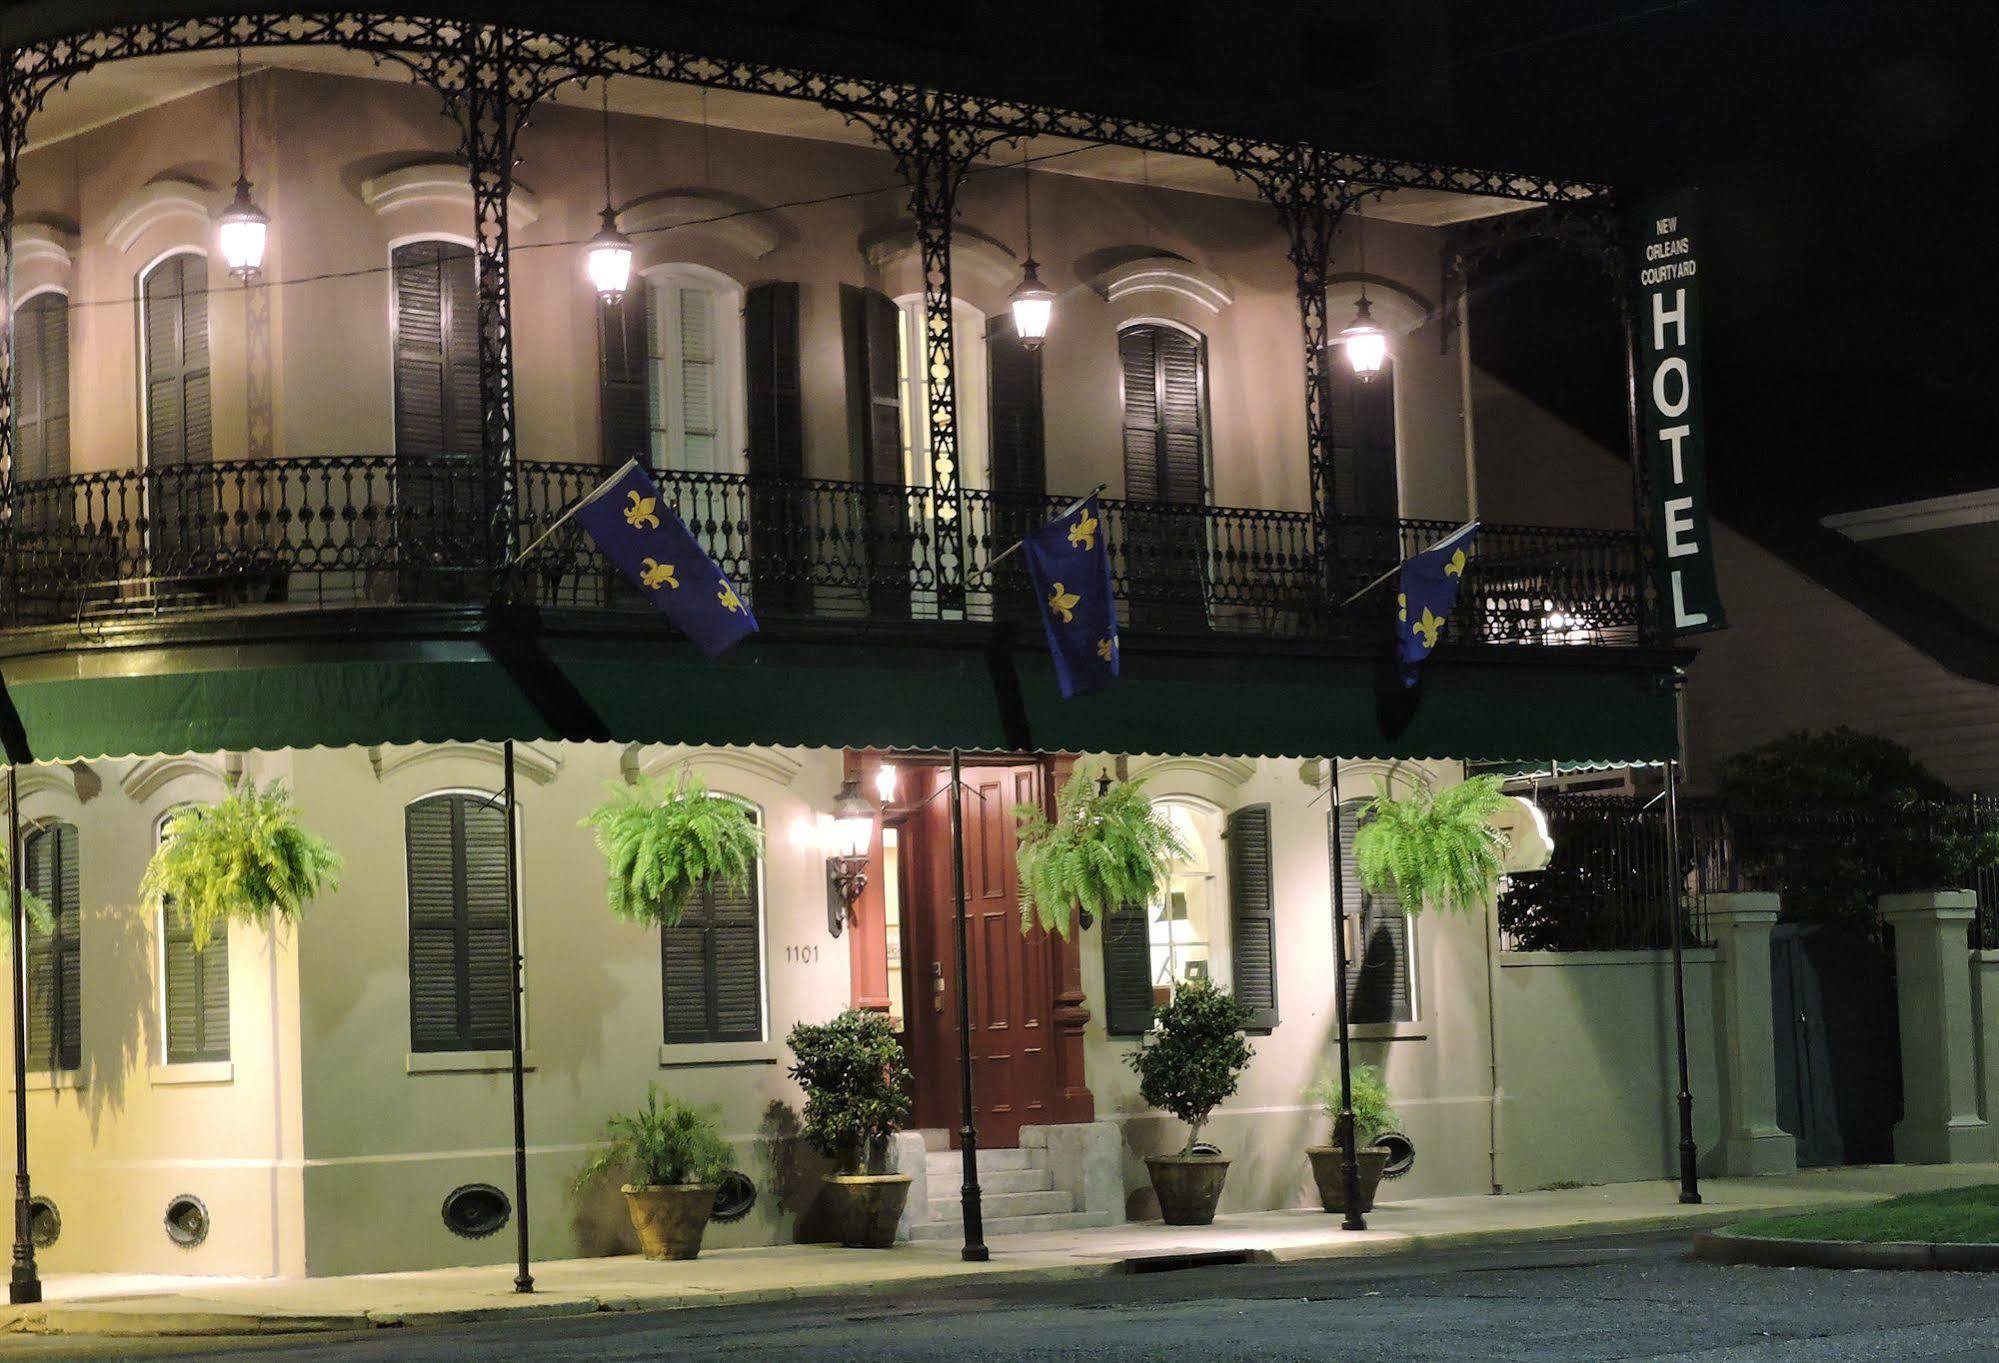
[621, 1182, 718, 1260]
[1305, 1146, 1390, 1214]
[1145, 1153, 1231, 1226]
[826, 1173, 912, 1248]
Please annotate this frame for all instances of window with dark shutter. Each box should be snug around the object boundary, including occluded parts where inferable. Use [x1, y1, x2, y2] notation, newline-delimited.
[392, 241, 481, 585]
[841, 284, 909, 617]
[745, 281, 809, 615]
[14, 291, 71, 488]
[406, 792, 516, 1053]
[661, 805, 763, 1044]
[1101, 903, 1156, 1037]
[22, 821, 81, 1073]
[140, 253, 213, 560]
[1322, 357, 1400, 575]
[1118, 322, 1210, 631]
[598, 286, 655, 466]
[986, 312, 1046, 620]
[157, 807, 229, 1064]
[1226, 803, 1278, 1032]
[1337, 800, 1413, 1024]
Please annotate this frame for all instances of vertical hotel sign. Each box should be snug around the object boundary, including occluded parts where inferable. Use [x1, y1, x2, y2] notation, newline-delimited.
[1633, 190, 1725, 636]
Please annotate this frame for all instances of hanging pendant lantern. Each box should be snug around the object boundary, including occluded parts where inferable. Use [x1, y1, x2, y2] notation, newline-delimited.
[218, 50, 268, 281]
[1009, 258, 1055, 350]
[1341, 294, 1387, 380]
[585, 80, 633, 306]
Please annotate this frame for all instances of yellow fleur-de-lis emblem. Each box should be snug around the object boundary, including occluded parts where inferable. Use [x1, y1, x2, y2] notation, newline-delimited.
[1445, 547, 1468, 579]
[1411, 607, 1446, 650]
[640, 558, 678, 591]
[1097, 635, 1117, 662]
[1047, 583, 1081, 623]
[1068, 510, 1099, 552]
[717, 582, 744, 614]
[623, 490, 660, 530]
[1398, 591, 1408, 623]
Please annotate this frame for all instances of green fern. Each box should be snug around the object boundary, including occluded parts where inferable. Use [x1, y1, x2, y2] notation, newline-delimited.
[581, 772, 762, 927]
[0, 841, 54, 946]
[573, 1086, 733, 1190]
[1352, 774, 1510, 915]
[1015, 769, 1189, 939]
[139, 781, 343, 951]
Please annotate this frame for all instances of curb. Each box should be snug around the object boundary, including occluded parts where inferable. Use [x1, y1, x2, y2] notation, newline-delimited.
[1693, 1230, 1999, 1272]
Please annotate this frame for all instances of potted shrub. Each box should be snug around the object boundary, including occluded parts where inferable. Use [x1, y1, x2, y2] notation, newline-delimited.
[139, 781, 343, 949]
[1304, 1062, 1397, 1214]
[1015, 768, 1189, 937]
[575, 1087, 732, 1260]
[786, 1009, 914, 1248]
[1127, 978, 1255, 1225]
[1353, 773, 1510, 914]
[582, 772, 762, 925]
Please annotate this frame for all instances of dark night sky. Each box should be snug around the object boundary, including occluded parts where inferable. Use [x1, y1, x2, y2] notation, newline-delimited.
[1446, 0, 1998, 526]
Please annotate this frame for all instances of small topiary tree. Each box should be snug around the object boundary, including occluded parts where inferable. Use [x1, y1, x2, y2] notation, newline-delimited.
[785, 1009, 913, 1175]
[1126, 978, 1255, 1154]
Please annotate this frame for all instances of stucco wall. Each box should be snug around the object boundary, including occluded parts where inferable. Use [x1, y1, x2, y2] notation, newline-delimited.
[0, 753, 306, 1278]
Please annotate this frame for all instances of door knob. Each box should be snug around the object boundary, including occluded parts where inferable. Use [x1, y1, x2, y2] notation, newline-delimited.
[931, 961, 945, 1013]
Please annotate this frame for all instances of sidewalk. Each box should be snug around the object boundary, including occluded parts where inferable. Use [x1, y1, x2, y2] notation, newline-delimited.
[7, 1163, 1995, 1338]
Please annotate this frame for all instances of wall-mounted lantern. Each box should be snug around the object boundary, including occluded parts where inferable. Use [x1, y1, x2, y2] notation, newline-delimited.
[825, 776, 876, 936]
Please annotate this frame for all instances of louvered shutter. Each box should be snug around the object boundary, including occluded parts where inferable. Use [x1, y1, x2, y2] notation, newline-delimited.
[1101, 903, 1155, 1037]
[1118, 327, 1161, 502]
[1119, 324, 1210, 631]
[842, 285, 909, 617]
[1226, 804, 1278, 1032]
[662, 809, 763, 1044]
[407, 792, 517, 1053]
[14, 293, 70, 487]
[675, 286, 722, 472]
[987, 312, 1046, 620]
[746, 282, 809, 614]
[142, 254, 214, 563]
[1323, 358, 1400, 580]
[23, 823, 80, 1072]
[1338, 802, 1412, 1024]
[161, 818, 231, 1065]
[598, 287, 654, 466]
[393, 242, 480, 586]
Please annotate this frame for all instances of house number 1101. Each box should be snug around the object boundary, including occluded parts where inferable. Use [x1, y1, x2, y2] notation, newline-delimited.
[786, 945, 821, 964]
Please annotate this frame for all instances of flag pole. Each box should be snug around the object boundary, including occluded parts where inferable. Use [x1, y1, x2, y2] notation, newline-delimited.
[1336, 519, 1480, 608]
[986, 484, 1108, 571]
[1325, 757, 1365, 1231]
[514, 458, 644, 568]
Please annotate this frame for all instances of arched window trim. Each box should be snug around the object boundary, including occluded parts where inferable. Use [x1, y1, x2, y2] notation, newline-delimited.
[403, 787, 529, 1063]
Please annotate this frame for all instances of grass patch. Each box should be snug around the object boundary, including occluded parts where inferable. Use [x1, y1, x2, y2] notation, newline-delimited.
[1732, 1185, 1999, 1244]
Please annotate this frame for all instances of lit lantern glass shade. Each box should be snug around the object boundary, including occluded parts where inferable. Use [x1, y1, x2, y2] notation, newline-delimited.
[1008, 258, 1056, 350]
[1339, 296, 1388, 380]
[829, 778, 875, 861]
[217, 179, 270, 280]
[585, 208, 635, 305]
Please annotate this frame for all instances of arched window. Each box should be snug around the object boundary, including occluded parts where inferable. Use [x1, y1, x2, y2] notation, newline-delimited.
[156, 806, 230, 1064]
[1337, 799, 1414, 1024]
[660, 800, 765, 1045]
[895, 295, 989, 493]
[14, 289, 70, 486]
[391, 239, 480, 461]
[1117, 321, 1211, 632]
[599, 264, 748, 475]
[21, 820, 81, 1073]
[140, 251, 213, 560]
[405, 790, 514, 1053]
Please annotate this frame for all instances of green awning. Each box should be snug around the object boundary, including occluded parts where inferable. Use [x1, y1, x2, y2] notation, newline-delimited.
[1, 630, 1677, 766]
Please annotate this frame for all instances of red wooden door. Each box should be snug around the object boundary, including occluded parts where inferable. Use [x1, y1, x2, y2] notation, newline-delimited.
[905, 761, 1061, 1147]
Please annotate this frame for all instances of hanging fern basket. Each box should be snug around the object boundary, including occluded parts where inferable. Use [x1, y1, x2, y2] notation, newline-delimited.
[139, 781, 344, 951]
[1014, 769, 1189, 940]
[582, 772, 763, 927]
[1351, 774, 1511, 915]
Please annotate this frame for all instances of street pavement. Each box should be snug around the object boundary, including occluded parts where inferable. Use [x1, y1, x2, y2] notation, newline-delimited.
[8, 1231, 1999, 1361]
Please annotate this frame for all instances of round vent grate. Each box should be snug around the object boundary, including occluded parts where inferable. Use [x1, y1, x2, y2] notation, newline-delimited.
[1375, 1131, 1417, 1180]
[165, 1194, 210, 1247]
[442, 1183, 511, 1239]
[1188, 1141, 1223, 1158]
[710, 1170, 757, 1225]
[27, 1197, 60, 1249]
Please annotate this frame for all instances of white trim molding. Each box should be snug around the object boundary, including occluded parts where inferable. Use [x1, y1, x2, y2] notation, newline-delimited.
[368, 741, 563, 787]
[8, 223, 76, 275]
[1823, 488, 1999, 541]
[120, 754, 237, 803]
[1, 766, 82, 806]
[621, 743, 802, 789]
[360, 160, 541, 226]
[104, 178, 214, 254]
[1088, 254, 1234, 314]
[620, 190, 781, 260]
[1126, 755, 1256, 789]
[863, 221, 1018, 296]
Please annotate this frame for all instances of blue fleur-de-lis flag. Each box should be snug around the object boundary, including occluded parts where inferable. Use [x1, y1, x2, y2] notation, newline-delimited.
[1021, 496, 1119, 699]
[571, 459, 759, 659]
[1395, 521, 1479, 688]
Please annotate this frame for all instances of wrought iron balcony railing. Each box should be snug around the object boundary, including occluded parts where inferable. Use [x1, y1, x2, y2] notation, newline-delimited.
[1, 456, 1650, 648]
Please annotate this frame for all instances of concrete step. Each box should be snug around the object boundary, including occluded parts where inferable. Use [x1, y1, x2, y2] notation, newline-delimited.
[908, 1209, 1119, 1241]
[924, 1166, 1052, 1196]
[923, 1146, 1033, 1176]
[924, 1189, 1075, 1223]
